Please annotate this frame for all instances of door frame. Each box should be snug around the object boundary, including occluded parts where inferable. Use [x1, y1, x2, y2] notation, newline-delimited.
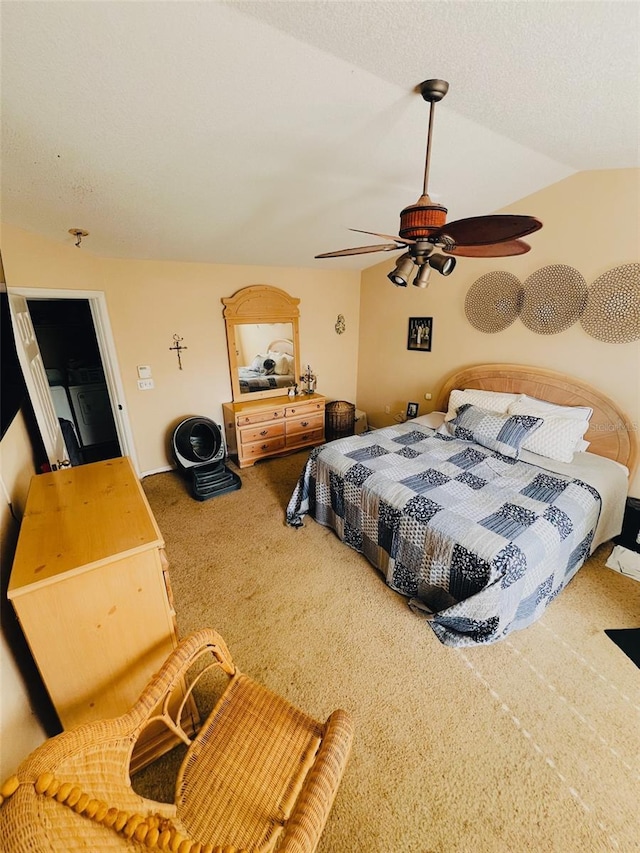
[7, 286, 139, 474]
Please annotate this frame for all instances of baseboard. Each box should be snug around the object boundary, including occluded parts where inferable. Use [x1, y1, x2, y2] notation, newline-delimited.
[140, 464, 174, 479]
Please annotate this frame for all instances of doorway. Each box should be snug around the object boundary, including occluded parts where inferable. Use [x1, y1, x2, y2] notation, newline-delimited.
[8, 286, 137, 473]
[28, 298, 121, 465]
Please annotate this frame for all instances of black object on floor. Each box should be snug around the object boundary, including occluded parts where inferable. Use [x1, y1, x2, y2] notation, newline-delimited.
[613, 497, 640, 553]
[604, 628, 640, 669]
[171, 416, 241, 501]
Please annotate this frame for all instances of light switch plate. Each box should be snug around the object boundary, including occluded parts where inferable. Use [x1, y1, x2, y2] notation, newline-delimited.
[137, 378, 154, 390]
[137, 365, 152, 379]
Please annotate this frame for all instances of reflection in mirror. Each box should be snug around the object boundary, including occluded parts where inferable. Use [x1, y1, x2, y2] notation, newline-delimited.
[222, 285, 301, 403]
[235, 323, 295, 394]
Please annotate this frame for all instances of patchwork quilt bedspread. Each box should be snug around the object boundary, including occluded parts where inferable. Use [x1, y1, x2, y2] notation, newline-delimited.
[238, 368, 294, 392]
[286, 422, 602, 646]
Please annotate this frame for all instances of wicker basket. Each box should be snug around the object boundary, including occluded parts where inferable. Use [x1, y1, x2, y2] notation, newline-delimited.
[325, 401, 355, 441]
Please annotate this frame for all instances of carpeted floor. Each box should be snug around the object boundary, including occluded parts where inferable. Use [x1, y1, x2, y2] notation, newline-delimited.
[137, 451, 640, 853]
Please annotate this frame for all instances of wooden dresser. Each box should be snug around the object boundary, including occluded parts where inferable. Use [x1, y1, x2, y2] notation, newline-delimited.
[223, 393, 325, 468]
[7, 456, 197, 772]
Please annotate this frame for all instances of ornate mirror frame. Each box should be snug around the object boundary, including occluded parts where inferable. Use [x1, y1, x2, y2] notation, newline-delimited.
[222, 285, 301, 403]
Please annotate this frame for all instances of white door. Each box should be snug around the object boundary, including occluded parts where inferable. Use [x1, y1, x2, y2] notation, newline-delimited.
[7, 293, 70, 470]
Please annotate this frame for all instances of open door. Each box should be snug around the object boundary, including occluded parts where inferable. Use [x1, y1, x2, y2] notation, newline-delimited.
[8, 292, 70, 470]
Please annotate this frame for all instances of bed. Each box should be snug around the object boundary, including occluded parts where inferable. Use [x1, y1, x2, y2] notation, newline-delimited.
[287, 364, 637, 647]
[238, 338, 296, 393]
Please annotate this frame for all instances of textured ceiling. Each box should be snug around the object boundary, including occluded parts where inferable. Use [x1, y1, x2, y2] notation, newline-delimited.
[1, 1, 638, 270]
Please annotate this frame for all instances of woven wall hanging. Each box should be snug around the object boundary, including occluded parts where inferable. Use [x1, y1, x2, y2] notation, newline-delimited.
[520, 264, 587, 335]
[580, 263, 640, 343]
[464, 271, 523, 333]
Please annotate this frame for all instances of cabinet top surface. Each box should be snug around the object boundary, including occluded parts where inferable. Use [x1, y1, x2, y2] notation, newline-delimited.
[224, 392, 325, 414]
[9, 457, 164, 595]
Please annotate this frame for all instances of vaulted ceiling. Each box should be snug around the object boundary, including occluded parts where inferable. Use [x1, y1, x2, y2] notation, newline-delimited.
[2, 1, 638, 269]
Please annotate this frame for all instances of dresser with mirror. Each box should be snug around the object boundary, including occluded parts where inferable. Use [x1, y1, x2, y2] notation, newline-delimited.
[221, 285, 325, 468]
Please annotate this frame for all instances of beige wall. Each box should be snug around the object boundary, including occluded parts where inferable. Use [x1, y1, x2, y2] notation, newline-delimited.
[1, 225, 361, 473]
[357, 169, 640, 495]
[0, 409, 46, 776]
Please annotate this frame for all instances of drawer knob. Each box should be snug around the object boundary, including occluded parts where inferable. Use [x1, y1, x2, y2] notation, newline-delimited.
[260, 429, 268, 436]
[301, 420, 309, 427]
[261, 444, 268, 450]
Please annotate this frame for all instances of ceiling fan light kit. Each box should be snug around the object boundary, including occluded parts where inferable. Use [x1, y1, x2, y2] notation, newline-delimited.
[387, 253, 415, 287]
[413, 264, 433, 289]
[316, 79, 542, 287]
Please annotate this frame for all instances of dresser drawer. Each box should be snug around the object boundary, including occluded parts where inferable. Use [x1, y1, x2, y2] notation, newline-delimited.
[240, 421, 285, 444]
[286, 412, 324, 436]
[240, 435, 286, 460]
[237, 408, 285, 427]
[286, 428, 324, 449]
[285, 400, 324, 419]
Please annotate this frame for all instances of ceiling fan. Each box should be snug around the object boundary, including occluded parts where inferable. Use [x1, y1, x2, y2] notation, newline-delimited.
[315, 79, 542, 288]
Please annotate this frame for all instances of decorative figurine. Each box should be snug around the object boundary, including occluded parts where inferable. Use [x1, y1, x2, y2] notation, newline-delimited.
[300, 365, 316, 395]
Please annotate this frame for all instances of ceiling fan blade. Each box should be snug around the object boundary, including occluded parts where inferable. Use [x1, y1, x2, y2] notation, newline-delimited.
[443, 240, 531, 257]
[315, 243, 402, 259]
[349, 228, 415, 246]
[433, 215, 543, 247]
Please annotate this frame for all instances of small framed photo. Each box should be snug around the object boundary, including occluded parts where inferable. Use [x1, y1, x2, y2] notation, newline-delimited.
[406, 401, 419, 419]
[407, 317, 433, 352]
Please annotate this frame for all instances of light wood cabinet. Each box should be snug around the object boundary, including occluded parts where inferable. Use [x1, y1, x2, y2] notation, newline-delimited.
[7, 456, 197, 772]
[223, 393, 325, 468]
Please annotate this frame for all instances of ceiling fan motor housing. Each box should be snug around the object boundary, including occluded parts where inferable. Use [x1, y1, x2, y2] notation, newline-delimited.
[399, 195, 448, 240]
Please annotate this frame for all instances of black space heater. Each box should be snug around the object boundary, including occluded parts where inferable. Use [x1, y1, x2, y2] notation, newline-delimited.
[171, 416, 241, 501]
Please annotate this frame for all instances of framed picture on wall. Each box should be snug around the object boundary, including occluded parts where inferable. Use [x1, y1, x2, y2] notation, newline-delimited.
[407, 317, 433, 351]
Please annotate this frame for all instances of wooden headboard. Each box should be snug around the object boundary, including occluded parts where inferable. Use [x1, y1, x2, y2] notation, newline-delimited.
[435, 363, 638, 477]
[267, 338, 294, 356]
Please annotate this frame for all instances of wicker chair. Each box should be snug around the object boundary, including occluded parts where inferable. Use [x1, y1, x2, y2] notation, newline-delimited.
[0, 628, 353, 852]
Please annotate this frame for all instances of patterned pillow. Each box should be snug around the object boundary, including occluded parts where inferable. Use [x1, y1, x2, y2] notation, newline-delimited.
[444, 389, 523, 422]
[438, 404, 543, 459]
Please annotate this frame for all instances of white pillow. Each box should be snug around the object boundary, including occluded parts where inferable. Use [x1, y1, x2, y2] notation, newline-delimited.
[511, 414, 590, 463]
[508, 395, 593, 422]
[249, 354, 265, 372]
[508, 398, 590, 460]
[413, 411, 446, 429]
[278, 354, 294, 375]
[444, 389, 523, 422]
[274, 354, 294, 376]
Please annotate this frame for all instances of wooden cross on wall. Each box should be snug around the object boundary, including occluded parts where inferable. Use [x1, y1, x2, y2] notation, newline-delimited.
[169, 334, 188, 370]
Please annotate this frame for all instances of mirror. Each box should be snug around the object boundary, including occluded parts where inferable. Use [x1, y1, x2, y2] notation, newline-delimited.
[222, 285, 301, 402]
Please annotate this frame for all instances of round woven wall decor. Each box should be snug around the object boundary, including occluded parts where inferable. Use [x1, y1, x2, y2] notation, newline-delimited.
[520, 264, 587, 334]
[580, 263, 640, 343]
[464, 271, 523, 333]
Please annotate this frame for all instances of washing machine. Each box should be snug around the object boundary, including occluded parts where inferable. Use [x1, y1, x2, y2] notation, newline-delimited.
[68, 383, 117, 447]
[49, 384, 74, 424]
